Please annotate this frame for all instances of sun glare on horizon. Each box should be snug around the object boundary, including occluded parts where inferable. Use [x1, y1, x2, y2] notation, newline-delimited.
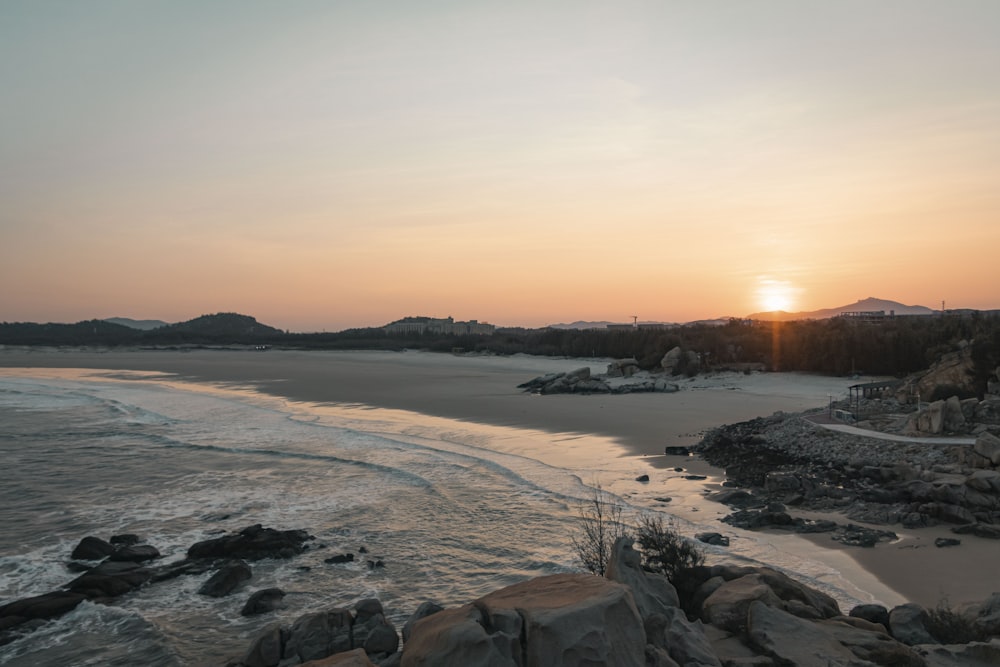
[756, 278, 799, 313]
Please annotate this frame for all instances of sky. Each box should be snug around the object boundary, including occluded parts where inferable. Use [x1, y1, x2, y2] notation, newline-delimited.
[2, 1, 999, 331]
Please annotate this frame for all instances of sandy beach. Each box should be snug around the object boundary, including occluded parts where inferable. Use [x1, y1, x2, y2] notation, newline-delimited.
[0, 347, 991, 609]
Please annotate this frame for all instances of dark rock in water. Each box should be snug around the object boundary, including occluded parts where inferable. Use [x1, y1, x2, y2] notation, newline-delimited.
[673, 467, 684, 472]
[109, 534, 141, 547]
[187, 524, 313, 560]
[0, 591, 88, 625]
[664, 446, 691, 456]
[695, 532, 730, 547]
[70, 536, 114, 561]
[935, 537, 961, 548]
[685, 474, 707, 481]
[66, 560, 153, 599]
[148, 558, 217, 584]
[108, 544, 160, 562]
[198, 559, 252, 597]
[324, 553, 354, 564]
[367, 559, 385, 569]
[65, 561, 93, 573]
[654, 497, 672, 503]
[240, 588, 286, 616]
[636, 474, 650, 483]
[358, 546, 368, 554]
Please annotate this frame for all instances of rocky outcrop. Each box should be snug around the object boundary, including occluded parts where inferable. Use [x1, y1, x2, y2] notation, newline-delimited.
[518, 368, 679, 395]
[661, 346, 701, 376]
[234, 600, 399, 667]
[0, 524, 313, 646]
[403, 573, 646, 666]
[187, 524, 314, 560]
[696, 411, 1000, 530]
[198, 559, 252, 597]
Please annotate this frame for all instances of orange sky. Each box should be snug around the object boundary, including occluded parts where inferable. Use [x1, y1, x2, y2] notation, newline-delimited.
[2, 2, 998, 331]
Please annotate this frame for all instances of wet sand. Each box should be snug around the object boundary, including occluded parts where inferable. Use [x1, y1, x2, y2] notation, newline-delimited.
[1, 346, 992, 609]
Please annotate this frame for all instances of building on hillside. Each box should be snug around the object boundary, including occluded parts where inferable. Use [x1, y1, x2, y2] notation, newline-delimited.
[838, 310, 894, 323]
[384, 316, 495, 336]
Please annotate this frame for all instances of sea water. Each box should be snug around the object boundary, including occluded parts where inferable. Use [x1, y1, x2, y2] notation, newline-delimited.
[0, 369, 876, 666]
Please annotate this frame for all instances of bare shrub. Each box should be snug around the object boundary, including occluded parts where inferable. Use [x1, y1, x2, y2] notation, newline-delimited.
[634, 513, 704, 583]
[571, 487, 630, 575]
[925, 597, 992, 644]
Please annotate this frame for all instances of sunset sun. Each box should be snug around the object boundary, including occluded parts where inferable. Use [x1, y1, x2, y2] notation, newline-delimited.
[756, 279, 798, 313]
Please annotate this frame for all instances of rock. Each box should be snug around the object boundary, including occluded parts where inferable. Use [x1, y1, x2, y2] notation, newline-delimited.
[747, 601, 871, 666]
[238, 623, 284, 667]
[108, 544, 161, 562]
[888, 603, 936, 645]
[974, 432, 1000, 466]
[607, 358, 640, 378]
[605, 537, 679, 620]
[198, 559, 252, 597]
[918, 641, 1000, 667]
[283, 609, 354, 663]
[402, 573, 646, 667]
[651, 607, 722, 667]
[324, 553, 354, 564]
[952, 522, 1000, 539]
[701, 575, 783, 634]
[402, 601, 443, 643]
[241, 588, 286, 616]
[109, 534, 141, 546]
[187, 524, 313, 561]
[664, 446, 690, 456]
[0, 591, 88, 626]
[359, 614, 398, 657]
[818, 616, 925, 666]
[695, 532, 730, 547]
[850, 604, 890, 629]
[934, 537, 961, 547]
[65, 560, 153, 598]
[70, 536, 114, 561]
[300, 648, 377, 666]
[943, 395, 967, 432]
[636, 474, 650, 483]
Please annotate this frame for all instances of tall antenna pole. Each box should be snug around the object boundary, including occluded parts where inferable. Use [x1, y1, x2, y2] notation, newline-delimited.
[631, 315, 638, 328]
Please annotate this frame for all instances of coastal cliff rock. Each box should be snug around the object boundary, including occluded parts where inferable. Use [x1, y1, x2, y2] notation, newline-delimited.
[224, 560, 1000, 667]
[402, 573, 646, 667]
[695, 411, 1000, 530]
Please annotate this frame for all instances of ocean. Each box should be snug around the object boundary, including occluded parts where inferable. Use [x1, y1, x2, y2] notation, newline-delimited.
[0, 367, 875, 665]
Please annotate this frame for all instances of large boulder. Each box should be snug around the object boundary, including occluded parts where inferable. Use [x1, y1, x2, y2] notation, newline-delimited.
[747, 601, 876, 666]
[198, 559, 252, 597]
[241, 588, 286, 616]
[300, 649, 377, 666]
[888, 603, 936, 645]
[402, 573, 646, 667]
[646, 607, 721, 666]
[943, 396, 967, 432]
[605, 537, 679, 620]
[65, 560, 154, 599]
[974, 432, 1000, 467]
[283, 609, 355, 663]
[70, 536, 115, 561]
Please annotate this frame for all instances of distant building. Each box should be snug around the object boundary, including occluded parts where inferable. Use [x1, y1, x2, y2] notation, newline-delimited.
[383, 316, 495, 336]
[838, 310, 894, 323]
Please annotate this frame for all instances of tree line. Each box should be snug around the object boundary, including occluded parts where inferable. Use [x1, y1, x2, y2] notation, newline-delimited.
[3, 313, 998, 395]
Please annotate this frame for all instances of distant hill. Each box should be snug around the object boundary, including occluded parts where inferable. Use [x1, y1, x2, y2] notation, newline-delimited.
[104, 317, 169, 330]
[161, 312, 284, 338]
[747, 297, 936, 322]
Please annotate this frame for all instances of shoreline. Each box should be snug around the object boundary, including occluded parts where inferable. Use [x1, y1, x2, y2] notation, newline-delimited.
[0, 347, 982, 609]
